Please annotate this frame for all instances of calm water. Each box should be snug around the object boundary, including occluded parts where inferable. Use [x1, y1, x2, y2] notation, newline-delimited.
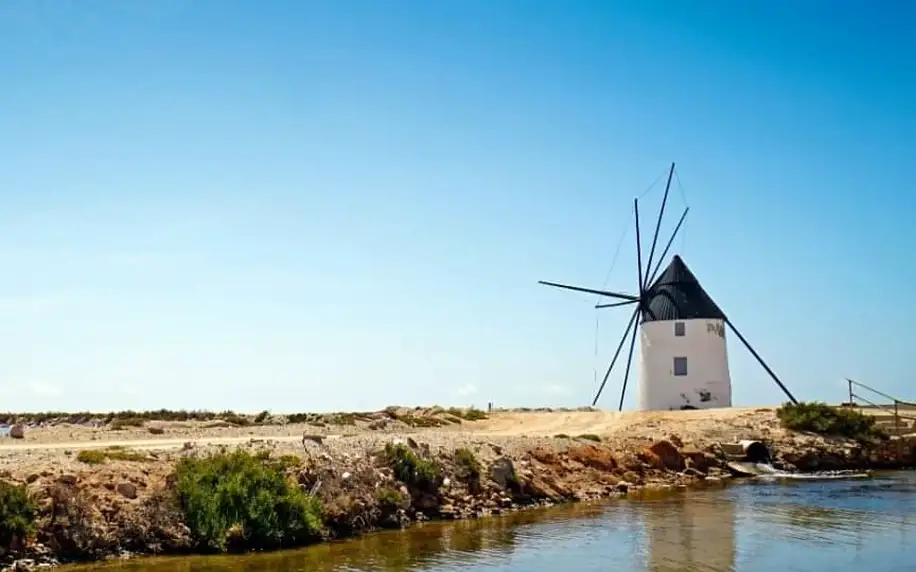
[77, 471, 916, 572]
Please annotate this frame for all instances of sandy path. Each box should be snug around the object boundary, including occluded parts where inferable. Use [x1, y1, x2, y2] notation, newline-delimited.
[467, 407, 770, 437]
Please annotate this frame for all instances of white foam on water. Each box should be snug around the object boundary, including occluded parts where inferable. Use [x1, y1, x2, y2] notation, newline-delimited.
[753, 462, 871, 480]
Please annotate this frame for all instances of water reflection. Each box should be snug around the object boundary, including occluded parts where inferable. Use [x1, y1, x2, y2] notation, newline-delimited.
[636, 495, 736, 572]
[69, 472, 916, 572]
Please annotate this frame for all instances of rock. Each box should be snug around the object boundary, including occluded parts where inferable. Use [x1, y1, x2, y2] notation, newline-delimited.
[116, 482, 138, 499]
[414, 492, 440, 510]
[58, 474, 78, 486]
[616, 481, 631, 493]
[568, 445, 617, 472]
[9, 424, 24, 439]
[147, 427, 165, 435]
[489, 457, 517, 490]
[12, 558, 35, 571]
[646, 440, 685, 471]
[25, 474, 39, 484]
[680, 446, 711, 473]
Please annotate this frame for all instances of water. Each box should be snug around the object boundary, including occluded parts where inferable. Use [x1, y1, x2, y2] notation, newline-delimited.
[74, 471, 916, 572]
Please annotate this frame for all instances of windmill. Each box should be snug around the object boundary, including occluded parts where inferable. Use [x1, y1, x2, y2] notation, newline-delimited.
[539, 162, 798, 411]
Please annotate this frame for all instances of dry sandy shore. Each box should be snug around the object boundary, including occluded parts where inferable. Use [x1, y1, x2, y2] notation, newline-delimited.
[0, 407, 782, 474]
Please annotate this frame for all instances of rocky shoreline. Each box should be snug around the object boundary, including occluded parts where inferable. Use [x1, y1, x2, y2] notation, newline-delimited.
[0, 406, 913, 571]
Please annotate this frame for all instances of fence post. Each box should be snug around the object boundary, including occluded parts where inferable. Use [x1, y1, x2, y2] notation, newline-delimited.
[848, 379, 854, 405]
[895, 400, 902, 462]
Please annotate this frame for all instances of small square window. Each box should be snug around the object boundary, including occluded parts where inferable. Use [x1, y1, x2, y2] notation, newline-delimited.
[673, 357, 688, 376]
[674, 322, 685, 336]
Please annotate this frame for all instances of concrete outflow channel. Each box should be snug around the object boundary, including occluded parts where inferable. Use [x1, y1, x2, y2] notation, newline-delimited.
[719, 440, 871, 480]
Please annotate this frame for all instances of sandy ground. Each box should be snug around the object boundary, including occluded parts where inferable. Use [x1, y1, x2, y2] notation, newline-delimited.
[0, 407, 783, 474]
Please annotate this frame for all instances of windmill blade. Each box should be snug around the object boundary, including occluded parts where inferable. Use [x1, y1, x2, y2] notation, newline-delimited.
[591, 306, 639, 406]
[538, 281, 639, 301]
[595, 299, 638, 309]
[646, 207, 689, 287]
[724, 317, 799, 404]
[643, 162, 676, 287]
[617, 314, 641, 411]
[634, 197, 645, 293]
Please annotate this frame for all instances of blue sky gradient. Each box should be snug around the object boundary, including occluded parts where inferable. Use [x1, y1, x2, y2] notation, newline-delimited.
[1, 1, 913, 412]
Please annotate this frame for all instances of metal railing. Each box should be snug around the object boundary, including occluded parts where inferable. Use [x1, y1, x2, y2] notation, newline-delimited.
[844, 377, 916, 437]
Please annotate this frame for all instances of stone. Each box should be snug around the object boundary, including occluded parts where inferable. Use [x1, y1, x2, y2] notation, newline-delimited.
[646, 440, 685, 471]
[489, 457, 516, 490]
[58, 474, 78, 486]
[116, 482, 138, 499]
[9, 424, 24, 439]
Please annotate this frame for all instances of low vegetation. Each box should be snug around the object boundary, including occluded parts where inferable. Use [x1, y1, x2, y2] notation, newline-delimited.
[76, 446, 150, 465]
[375, 487, 407, 513]
[383, 443, 442, 493]
[777, 402, 888, 442]
[0, 405, 490, 431]
[453, 447, 482, 491]
[446, 407, 488, 421]
[109, 417, 145, 430]
[0, 481, 37, 548]
[577, 434, 601, 442]
[173, 450, 323, 553]
[0, 409, 254, 426]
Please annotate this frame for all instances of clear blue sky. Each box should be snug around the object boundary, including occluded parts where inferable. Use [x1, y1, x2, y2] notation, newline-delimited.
[1, 1, 913, 412]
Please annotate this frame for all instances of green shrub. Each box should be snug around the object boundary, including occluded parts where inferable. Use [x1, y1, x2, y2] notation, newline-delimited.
[173, 450, 323, 552]
[254, 411, 270, 424]
[76, 450, 107, 465]
[777, 402, 888, 442]
[383, 443, 441, 492]
[275, 455, 302, 471]
[463, 408, 488, 421]
[453, 447, 482, 490]
[286, 413, 314, 424]
[446, 407, 488, 422]
[577, 434, 601, 442]
[109, 417, 145, 430]
[0, 481, 37, 547]
[375, 487, 406, 513]
[77, 447, 149, 464]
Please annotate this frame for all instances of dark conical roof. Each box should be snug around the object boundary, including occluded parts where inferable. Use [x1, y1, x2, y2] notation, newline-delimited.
[642, 255, 725, 322]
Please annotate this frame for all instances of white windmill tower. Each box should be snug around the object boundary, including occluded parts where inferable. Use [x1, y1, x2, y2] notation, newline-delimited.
[539, 162, 798, 411]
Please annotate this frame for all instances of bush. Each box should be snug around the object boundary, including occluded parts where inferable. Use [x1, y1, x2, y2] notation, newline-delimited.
[109, 417, 145, 430]
[173, 450, 323, 553]
[383, 444, 441, 493]
[577, 434, 601, 442]
[463, 408, 488, 421]
[777, 402, 888, 442]
[375, 487, 407, 513]
[0, 481, 37, 548]
[446, 407, 488, 421]
[77, 447, 149, 464]
[76, 450, 107, 465]
[453, 447, 482, 491]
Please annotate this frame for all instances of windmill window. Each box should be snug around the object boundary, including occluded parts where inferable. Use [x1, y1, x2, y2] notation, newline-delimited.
[673, 357, 688, 376]
[674, 322, 685, 336]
